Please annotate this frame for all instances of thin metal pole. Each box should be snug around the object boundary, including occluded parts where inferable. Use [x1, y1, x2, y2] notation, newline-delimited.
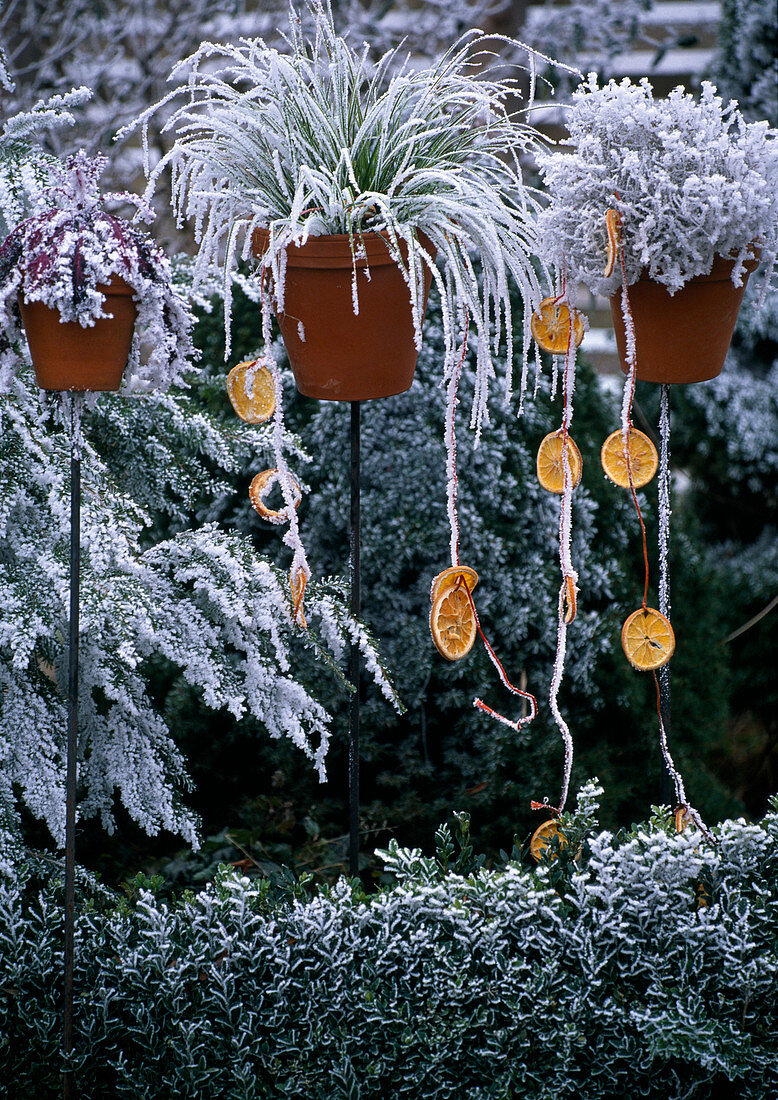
[658, 384, 673, 805]
[63, 405, 81, 1100]
[348, 401, 361, 876]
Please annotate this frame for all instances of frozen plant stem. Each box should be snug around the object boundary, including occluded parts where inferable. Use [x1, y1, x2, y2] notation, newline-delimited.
[658, 385, 673, 804]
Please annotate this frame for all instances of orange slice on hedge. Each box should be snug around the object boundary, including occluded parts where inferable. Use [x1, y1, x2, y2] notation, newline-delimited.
[621, 607, 675, 671]
[601, 428, 658, 489]
[227, 359, 275, 423]
[430, 580, 477, 661]
[430, 565, 479, 604]
[536, 430, 583, 494]
[531, 297, 585, 354]
[249, 469, 302, 524]
[290, 567, 307, 628]
[529, 819, 568, 862]
[603, 208, 623, 278]
[674, 805, 692, 833]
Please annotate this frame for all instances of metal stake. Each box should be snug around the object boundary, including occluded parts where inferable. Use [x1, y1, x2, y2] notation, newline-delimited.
[63, 401, 81, 1100]
[348, 401, 361, 876]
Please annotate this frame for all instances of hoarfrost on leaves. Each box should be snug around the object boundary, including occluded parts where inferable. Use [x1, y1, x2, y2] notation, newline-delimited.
[0, 150, 196, 393]
[538, 75, 778, 299]
[123, 0, 558, 434]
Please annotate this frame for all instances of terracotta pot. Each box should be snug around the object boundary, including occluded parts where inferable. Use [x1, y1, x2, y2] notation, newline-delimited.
[19, 278, 137, 392]
[609, 251, 760, 384]
[252, 229, 435, 401]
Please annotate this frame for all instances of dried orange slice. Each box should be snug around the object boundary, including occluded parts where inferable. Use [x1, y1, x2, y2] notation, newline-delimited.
[601, 428, 658, 489]
[430, 565, 479, 604]
[430, 580, 477, 661]
[227, 358, 275, 423]
[529, 819, 567, 862]
[563, 575, 577, 625]
[536, 430, 583, 494]
[290, 567, 307, 628]
[249, 469, 302, 524]
[603, 208, 623, 278]
[674, 805, 692, 833]
[621, 607, 675, 671]
[531, 297, 585, 354]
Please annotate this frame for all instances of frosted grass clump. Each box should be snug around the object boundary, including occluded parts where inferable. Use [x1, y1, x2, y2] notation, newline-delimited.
[538, 75, 778, 298]
[0, 150, 196, 393]
[125, 0, 563, 434]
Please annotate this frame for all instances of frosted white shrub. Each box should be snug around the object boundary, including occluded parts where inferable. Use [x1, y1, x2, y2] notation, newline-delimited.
[538, 75, 778, 297]
[124, 0, 567, 434]
[0, 150, 196, 393]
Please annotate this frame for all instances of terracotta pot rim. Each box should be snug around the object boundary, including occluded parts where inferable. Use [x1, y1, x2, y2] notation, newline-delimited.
[251, 226, 435, 268]
[19, 276, 137, 310]
[623, 248, 761, 291]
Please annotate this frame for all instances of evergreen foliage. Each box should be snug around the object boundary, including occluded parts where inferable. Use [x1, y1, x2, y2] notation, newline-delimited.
[2, 782, 777, 1098]
[0, 101, 396, 859]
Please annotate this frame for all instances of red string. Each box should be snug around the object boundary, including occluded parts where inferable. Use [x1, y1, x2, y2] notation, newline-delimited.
[459, 576, 538, 729]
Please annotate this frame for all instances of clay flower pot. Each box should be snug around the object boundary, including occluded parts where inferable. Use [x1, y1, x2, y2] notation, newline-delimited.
[19, 279, 138, 392]
[253, 230, 434, 401]
[609, 251, 761, 384]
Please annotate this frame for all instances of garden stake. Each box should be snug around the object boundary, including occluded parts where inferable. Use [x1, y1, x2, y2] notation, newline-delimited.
[348, 400, 361, 876]
[64, 395, 83, 1100]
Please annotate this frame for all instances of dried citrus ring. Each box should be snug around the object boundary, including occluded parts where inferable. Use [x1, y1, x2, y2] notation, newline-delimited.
[249, 469, 302, 524]
[529, 819, 568, 863]
[603, 208, 623, 278]
[536, 430, 583, 494]
[563, 575, 577, 625]
[430, 579, 477, 661]
[430, 565, 479, 604]
[290, 567, 307, 628]
[601, 428, 658, 489]
[674, 805, 692, 833]
[531, 297, 585, 354]
[227, 358, 276, 423]
[621, 607, 675, 671]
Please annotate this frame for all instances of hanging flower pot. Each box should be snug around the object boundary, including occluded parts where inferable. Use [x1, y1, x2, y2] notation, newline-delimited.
[537, 76, 778, 384]
[0, 152, 195, 396]
[609, 251, 761, 384]
[252, 229, 434, 401]
[19, 279, 137, 392]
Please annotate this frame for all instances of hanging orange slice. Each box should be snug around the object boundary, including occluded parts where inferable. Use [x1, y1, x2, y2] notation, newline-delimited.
[227, 358, 275, 423]
[430, 565, 479, 604]
[290, 567, 307, 628]
[249, 469, 302, 524]
[531, 297, 585, 354]
[621, 607, 675, 671]
[536, 430, 583, 494]
[603, 208, 623, 278]
[563, 574, 577, 625]
[430, 580, 477, 661]
[529, 819, 568, 862]
[601, 428, 658, 489]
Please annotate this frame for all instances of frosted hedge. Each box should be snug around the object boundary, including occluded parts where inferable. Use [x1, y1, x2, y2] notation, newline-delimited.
[2, 785, 777, 1099]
